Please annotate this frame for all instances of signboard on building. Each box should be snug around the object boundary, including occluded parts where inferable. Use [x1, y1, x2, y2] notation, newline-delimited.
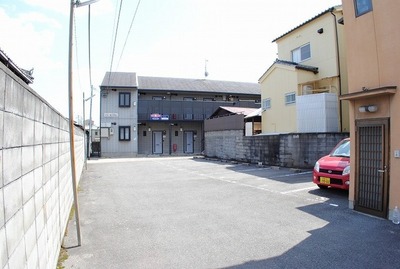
[104, 113, 118, 118]
[150, 114, 169, 120]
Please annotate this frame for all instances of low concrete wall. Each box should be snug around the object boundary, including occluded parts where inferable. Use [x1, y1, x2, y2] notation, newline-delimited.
[205, 130, 349, 169]
[0, 62, 85, 268]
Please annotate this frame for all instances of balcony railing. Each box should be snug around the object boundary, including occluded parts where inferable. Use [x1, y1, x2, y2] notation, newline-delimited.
[138, 100, 259, 121]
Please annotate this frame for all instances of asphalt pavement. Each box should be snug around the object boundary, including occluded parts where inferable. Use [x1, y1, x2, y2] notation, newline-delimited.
[62, 156, 400, 268]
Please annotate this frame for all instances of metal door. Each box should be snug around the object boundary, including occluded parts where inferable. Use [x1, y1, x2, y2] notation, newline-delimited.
[184, 131, 194, 153]
[355, 119, 389, 218]
[153, 131, 163, 154]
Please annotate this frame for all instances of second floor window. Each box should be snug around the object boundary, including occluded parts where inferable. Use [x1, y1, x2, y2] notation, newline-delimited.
[285, 92, 296, 105]
[262, 98, 271, 110]
[119, 126, 131, 141]
[355, 0, 372, 17]
[119, 92, 131, 107]
[292, 43, 311, 63]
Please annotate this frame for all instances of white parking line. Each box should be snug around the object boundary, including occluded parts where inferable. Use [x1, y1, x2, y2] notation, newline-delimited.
[280, 186, 317, 194]
[272, 171, 313, 178]
[233, 167, 271, 172]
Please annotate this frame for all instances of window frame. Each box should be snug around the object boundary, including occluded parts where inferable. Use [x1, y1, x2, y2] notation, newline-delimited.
[354, 0, 373, 17]
[291, 43, 311, 63]
[285, 92, 296, 105]
[119, 92, 131, 107]
[119, 126, 131, 141]
[262, 98, 271, 110]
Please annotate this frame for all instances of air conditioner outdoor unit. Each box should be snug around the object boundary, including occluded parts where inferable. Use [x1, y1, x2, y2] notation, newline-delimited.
[302, 85, 314, 95]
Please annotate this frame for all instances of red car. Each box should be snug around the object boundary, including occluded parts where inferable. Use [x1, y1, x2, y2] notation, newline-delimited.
[313, 138, 350, 190]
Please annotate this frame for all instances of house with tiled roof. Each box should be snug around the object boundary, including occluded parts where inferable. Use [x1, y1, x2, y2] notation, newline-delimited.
[100, 73, 260, 157]
[259, 5, 349, 134]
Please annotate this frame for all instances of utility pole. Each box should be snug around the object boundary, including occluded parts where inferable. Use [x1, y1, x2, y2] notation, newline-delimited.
[68, 0, 100, 247]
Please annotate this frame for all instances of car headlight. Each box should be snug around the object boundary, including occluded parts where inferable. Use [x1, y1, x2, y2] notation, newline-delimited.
[342, 165, 350, 176]
[314, 161, 320, 172]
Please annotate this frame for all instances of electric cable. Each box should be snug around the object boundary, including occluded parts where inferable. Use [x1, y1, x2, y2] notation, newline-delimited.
[73, 12, 83, 111]
[116, 0, 142, 69]
[107, 0, 124, 85]
[88, 5, 92, 88]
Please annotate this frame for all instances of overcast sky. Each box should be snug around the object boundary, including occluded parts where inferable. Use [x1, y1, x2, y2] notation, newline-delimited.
[1, 0, 342, 124]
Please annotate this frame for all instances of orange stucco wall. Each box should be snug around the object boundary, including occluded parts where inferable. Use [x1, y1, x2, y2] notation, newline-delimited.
[342, 0, 400, 212]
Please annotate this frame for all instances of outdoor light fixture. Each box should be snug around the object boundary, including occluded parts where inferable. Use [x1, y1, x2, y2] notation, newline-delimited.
[148, 127, 152, 132]
[359, 105, 378, 113]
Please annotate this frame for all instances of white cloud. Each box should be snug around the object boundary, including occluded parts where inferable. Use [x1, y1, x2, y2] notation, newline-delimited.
[0, 8, 61, 69]
[24, 0, 69, 15]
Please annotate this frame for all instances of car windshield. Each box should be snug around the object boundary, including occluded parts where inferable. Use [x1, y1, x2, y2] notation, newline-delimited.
[330, 140, 350, 158]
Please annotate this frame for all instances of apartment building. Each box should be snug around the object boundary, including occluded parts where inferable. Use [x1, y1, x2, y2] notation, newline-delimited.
[100, 72, 260, 157]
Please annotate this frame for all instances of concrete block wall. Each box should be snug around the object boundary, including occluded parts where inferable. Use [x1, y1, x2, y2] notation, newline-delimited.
[205, 131, 349, 169]
[0, 63, 85, 269]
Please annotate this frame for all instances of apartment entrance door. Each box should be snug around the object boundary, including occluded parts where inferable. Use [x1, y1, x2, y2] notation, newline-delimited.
[184, 131, 194, 153]
[355, 118, 389, 218]
[153, 131, 163, 154]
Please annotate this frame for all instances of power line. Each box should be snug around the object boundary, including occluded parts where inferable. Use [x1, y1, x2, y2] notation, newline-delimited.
[73, 12, 83, 101]
[88, 5, 93, 88]
[116, 0, 142, 69]
[107, 0, 124, 84]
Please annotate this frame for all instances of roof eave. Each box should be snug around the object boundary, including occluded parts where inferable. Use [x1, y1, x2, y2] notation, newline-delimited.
[272, 6, 339, 43]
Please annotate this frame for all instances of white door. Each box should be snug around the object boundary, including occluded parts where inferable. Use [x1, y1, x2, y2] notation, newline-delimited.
[184, 131, 194, 153]
[153, 131, 163, 154]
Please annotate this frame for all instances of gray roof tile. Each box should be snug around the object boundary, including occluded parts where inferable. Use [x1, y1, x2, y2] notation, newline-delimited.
[100, 72, 137, 88]
[137, 76, 260, 95]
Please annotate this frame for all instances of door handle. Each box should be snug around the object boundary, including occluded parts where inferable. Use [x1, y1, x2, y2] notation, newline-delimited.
[378, 166, 387, 173]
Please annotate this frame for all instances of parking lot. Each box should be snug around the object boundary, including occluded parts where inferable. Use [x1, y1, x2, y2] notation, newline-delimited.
[63, 156, 400, 268]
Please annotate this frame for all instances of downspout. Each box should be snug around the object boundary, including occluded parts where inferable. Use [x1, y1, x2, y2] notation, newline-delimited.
[330, 9, 343, 132]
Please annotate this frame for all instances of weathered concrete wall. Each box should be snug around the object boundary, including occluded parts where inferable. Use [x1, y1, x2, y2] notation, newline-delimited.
[205, 130, 349, 169]
[0, 62, 85, 269]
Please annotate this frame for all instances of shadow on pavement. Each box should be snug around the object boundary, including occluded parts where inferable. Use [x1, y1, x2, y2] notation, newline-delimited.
[222, 196, 400, 269]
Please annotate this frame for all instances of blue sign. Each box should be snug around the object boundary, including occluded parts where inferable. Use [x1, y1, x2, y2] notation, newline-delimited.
[150, 114, 169, 120]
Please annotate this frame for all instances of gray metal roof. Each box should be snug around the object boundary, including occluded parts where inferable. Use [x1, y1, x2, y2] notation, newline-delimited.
[275, 59, 319, 74]
[259, 59, 319, 81]
[209, 106, 259, 119]
[100, 72, 137, 89]
[137, 76, 260, 95]
[244, 107, 262, 118]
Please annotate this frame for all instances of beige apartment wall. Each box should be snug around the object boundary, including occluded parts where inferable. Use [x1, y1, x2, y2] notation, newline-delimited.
[276, 11, 342, 79]
[260, 66, 297, 133]
[342, 0, 400, 209]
